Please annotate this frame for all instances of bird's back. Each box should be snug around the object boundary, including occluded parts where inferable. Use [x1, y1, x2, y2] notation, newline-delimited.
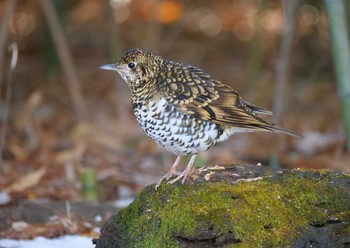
[154, 60, 300, 137]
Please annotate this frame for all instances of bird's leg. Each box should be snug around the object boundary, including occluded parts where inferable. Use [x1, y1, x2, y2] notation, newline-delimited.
[162, 155, 182, 179]
[168, 154, 197, 185]
[155, 155, 182, 189]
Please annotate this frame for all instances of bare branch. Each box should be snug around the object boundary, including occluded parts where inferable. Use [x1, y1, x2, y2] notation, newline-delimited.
[0, 0, 17, 93]
[0, 43, 18, 168]
[39, 0, 88, 121]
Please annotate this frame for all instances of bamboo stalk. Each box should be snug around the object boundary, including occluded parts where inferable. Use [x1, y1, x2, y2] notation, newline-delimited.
[80, 168, 98, 202]
[324, 0, 350, 152]
[270, 0, 300, 168]
[272, 0, 300, 123]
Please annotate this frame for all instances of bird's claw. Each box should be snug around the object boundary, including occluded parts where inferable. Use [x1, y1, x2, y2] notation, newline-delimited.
[155, 169, 181, 189]
[167, 169, 191, 185]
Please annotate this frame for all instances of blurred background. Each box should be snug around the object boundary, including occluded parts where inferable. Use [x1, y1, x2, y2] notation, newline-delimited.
[0, 0, 349, 211]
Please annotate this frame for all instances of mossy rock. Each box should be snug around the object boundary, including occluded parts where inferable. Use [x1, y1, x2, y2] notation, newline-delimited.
[94, 165, 350, 248]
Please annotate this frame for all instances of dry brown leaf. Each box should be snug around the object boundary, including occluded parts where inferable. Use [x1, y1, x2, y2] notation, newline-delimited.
[4, 167, 47, 193]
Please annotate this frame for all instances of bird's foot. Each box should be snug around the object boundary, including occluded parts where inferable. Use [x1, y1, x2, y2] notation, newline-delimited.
[167, 167, 192, 185]
[155, 169, 181, 189]
[155, 154, 197, 189]
[167, 154, 197, 185]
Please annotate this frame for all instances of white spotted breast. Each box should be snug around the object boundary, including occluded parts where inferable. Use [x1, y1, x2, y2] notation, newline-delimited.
[132, 97, 227, 156]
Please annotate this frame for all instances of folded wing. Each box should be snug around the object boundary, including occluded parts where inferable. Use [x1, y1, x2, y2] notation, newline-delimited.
[156, 62, 299, 137]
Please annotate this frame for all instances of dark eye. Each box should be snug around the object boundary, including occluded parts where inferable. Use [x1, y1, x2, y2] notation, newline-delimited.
[128, 62, 136, 69]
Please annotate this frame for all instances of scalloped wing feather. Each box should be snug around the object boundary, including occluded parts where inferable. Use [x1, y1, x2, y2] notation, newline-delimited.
[156, 62, 299, 137]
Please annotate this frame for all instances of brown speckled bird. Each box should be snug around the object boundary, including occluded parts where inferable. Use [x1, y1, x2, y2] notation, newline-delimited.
[100, 48, 300, 187]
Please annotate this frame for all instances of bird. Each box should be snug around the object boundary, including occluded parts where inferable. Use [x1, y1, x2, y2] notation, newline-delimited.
[100, 48, 301, 188]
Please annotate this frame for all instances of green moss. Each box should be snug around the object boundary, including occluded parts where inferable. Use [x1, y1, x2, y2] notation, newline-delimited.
[112, 170, 350, 247]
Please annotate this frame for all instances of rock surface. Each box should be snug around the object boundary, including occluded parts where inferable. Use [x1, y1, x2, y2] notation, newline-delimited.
[94, 164, 350, 248]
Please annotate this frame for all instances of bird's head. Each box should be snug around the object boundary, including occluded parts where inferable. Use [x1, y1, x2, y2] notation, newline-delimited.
[100, 49, 163, 93]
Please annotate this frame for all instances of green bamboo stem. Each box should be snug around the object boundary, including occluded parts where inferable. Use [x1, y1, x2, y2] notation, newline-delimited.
[80, 168, 98, 202]
[324, 0, 350, 152]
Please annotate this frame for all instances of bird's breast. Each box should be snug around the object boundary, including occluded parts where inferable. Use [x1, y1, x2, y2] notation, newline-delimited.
[132, 98, 225, 155]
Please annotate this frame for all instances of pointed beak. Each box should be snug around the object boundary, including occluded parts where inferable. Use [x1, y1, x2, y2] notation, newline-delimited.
[99, 64, 119, 71]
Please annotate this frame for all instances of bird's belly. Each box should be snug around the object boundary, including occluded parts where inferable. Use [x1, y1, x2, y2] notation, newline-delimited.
[133, 98, 221, 156]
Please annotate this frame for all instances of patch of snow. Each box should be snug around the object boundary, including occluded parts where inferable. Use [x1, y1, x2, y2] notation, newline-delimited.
[114, 197, 134, 208]
[0, 235, 94, 248]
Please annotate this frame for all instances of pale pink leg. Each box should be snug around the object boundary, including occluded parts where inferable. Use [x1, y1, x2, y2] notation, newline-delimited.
[168, 154, 197, 185]
[155, 155, 182, 189]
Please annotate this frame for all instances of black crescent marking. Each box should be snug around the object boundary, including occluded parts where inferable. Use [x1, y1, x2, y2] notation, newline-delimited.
[202, 105, 216, 120]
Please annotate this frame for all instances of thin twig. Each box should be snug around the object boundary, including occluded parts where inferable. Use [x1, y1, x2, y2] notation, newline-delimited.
[0, 43, 18, 168]
[39, 0, 87, 121]
[0, 0, 17, 95]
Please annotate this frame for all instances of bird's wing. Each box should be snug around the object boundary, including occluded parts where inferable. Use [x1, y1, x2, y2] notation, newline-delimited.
[156, 62, 295, 135]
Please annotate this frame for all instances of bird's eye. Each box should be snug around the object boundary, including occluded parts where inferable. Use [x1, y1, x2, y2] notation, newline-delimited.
[128, 62, 136, 69]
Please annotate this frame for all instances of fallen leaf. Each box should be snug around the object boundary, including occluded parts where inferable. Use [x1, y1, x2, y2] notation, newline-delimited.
[4, 167, 46, 193]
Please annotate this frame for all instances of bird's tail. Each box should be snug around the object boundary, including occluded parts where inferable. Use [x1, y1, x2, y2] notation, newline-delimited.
[242, 100, 302, 138]
[268, 125, 302, 138]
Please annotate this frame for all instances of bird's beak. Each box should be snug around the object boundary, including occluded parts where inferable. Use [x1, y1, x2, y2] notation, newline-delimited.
[99, 64, 119, 71]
